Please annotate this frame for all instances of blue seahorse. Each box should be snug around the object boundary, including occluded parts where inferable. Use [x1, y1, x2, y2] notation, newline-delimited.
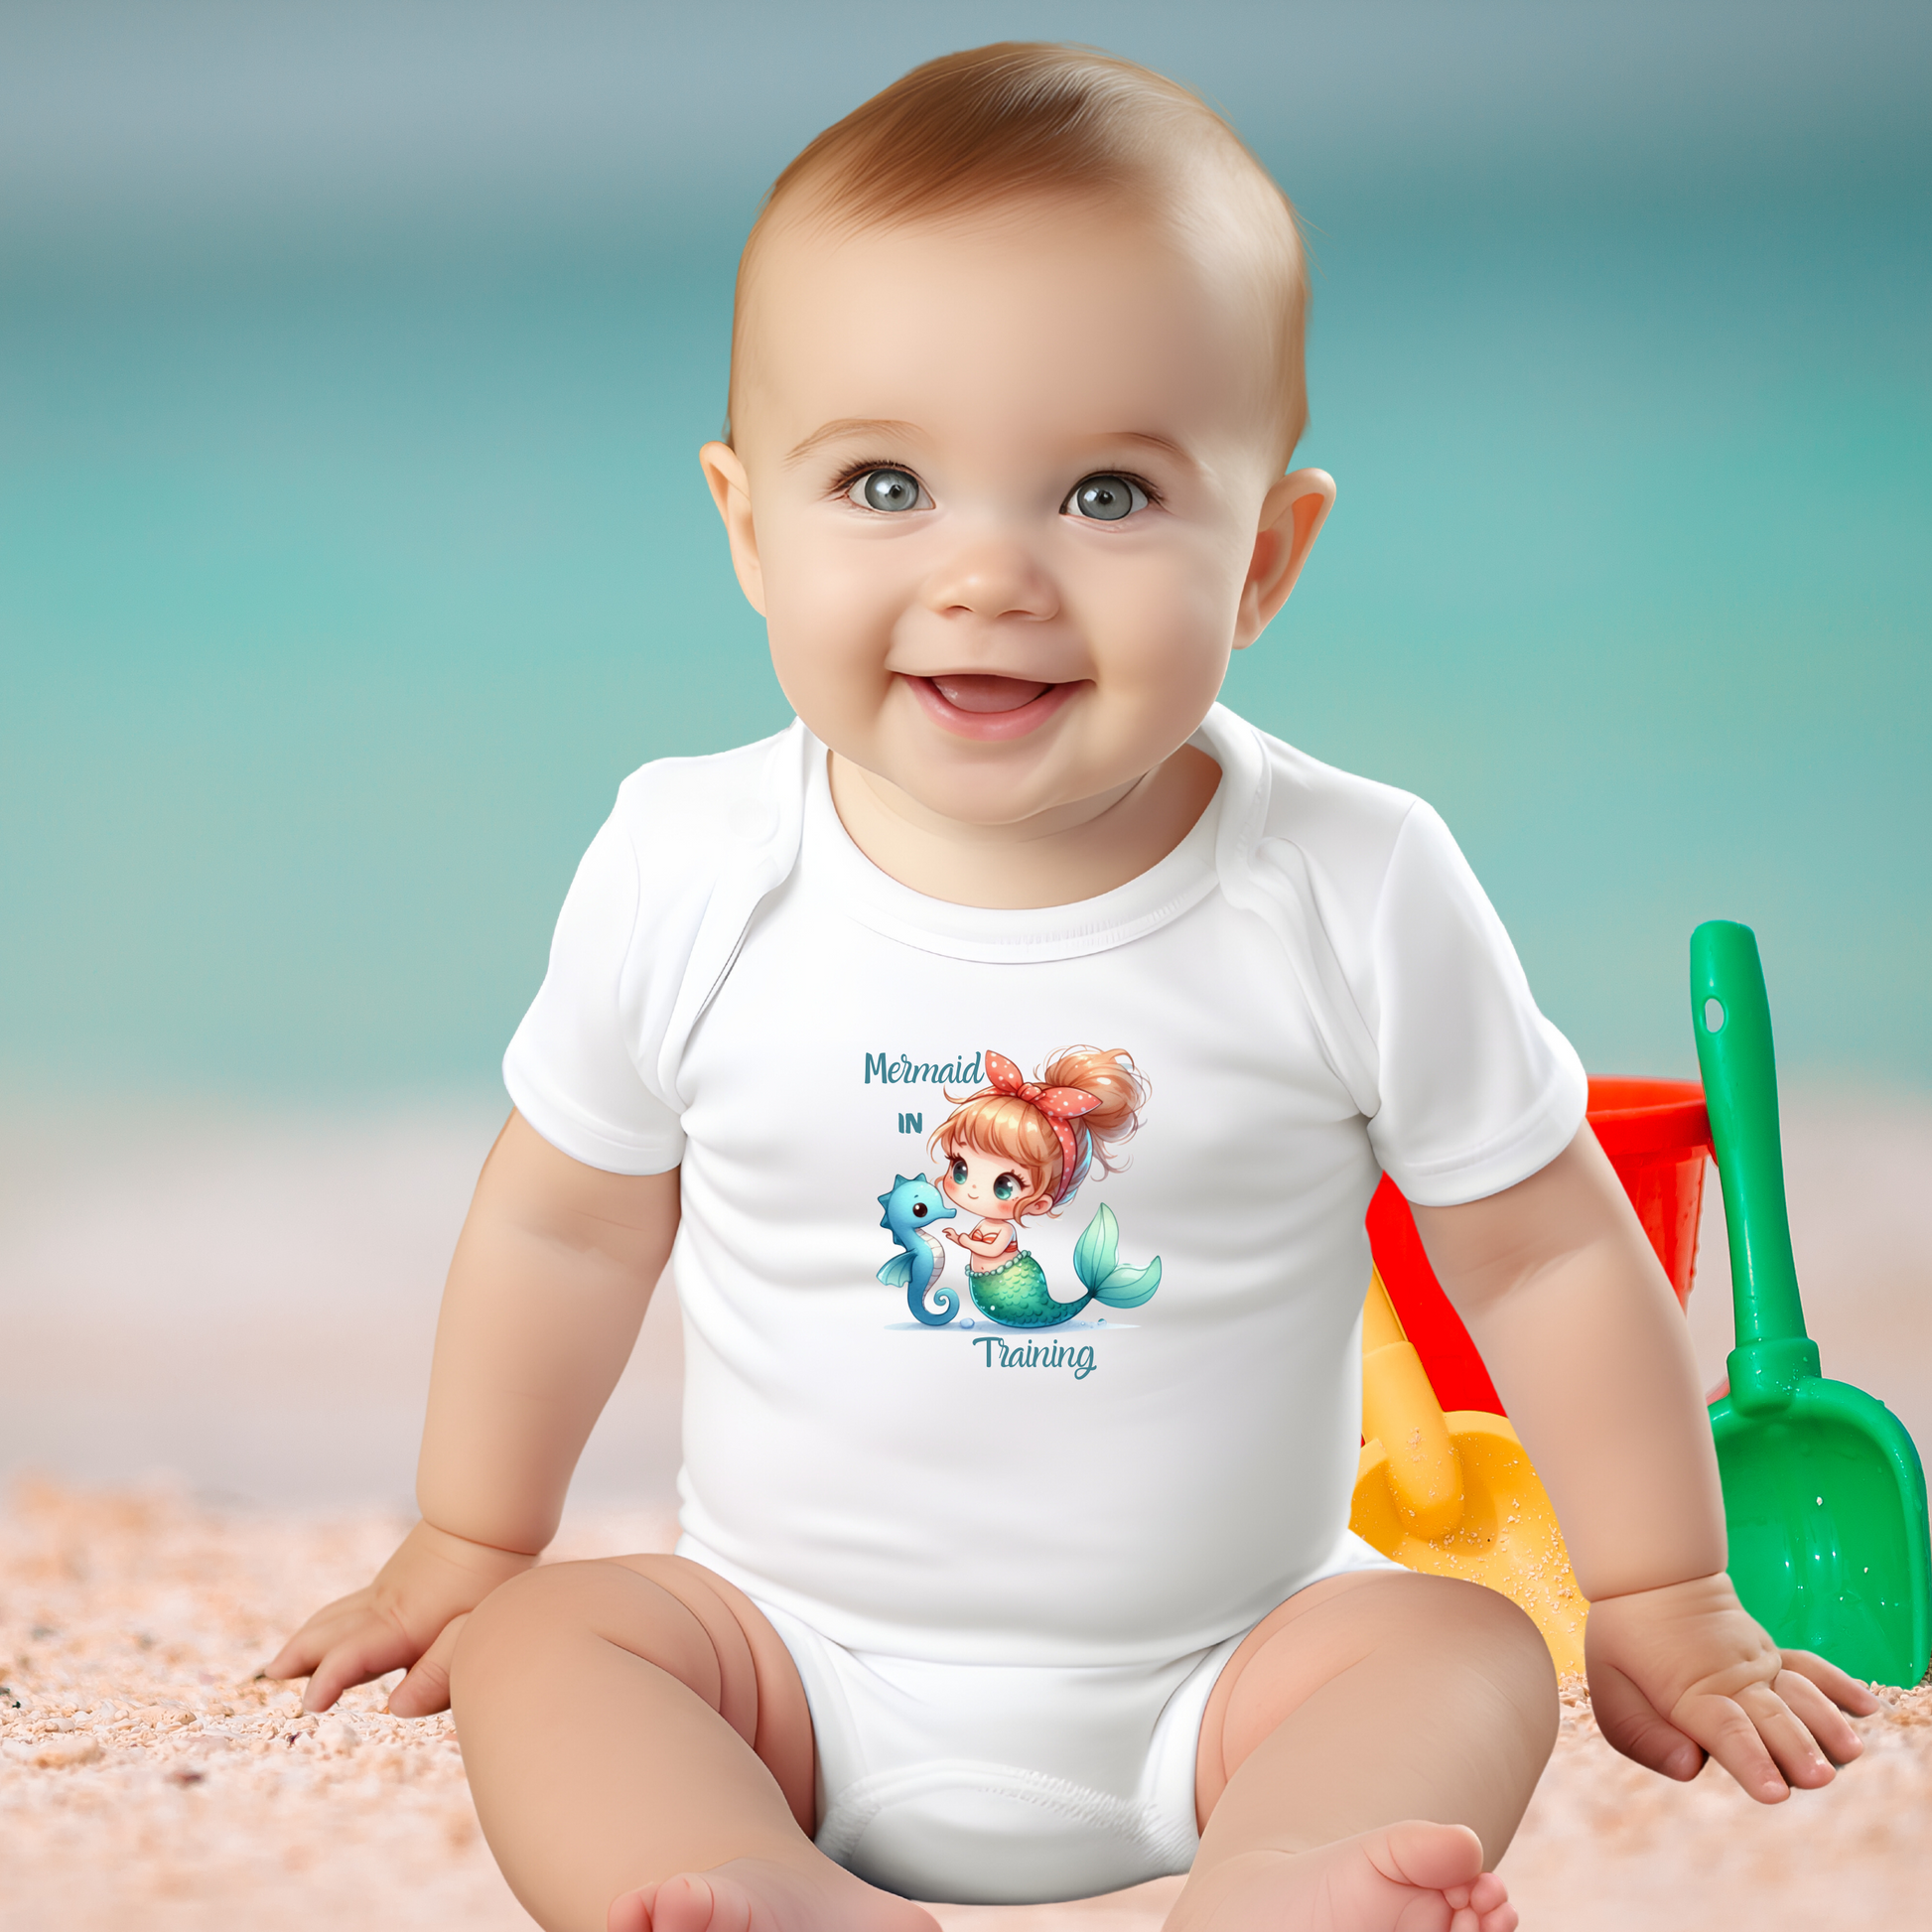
[877, 1174, 958, 1325]
[967, 1203, 1162, 1328]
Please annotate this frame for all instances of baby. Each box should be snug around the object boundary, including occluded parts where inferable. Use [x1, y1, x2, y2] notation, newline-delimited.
[269, 43, 1876, 1932]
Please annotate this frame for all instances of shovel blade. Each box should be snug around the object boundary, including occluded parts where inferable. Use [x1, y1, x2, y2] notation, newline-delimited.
[1353, 1413, 1587, 1676]
[1713, 1377, 1931, 1687]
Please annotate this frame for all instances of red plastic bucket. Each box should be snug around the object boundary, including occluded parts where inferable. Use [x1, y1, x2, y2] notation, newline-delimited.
[1365, 1077, 1712, 1416]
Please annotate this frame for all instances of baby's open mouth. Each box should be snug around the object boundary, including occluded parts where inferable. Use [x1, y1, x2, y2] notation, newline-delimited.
[924, 673, 1056, 714]
[904, 672, 1080, 743]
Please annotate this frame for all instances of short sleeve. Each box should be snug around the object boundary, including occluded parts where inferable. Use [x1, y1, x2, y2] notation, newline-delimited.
[502, 813, 687, 1175]
[1362, 802, 1587, 1206]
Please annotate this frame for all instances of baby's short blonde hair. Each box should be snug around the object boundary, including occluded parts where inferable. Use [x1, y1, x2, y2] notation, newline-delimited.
[727, 42, 1310, 465]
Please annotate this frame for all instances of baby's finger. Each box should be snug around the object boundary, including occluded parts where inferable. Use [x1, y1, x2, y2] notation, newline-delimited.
[302, 1627, 417, 1715]
[1675, 1691, 1791, 1802]
[1734, 1682, 1841, 1791]
[1777, 1647, 1881, 1718]
[388, 1614, 470, 1719]
[1588, 1661, 1705, 1780]
[262, 1601, 362, 1683]
[261, 1630, 324, 1684]
[1775, 1666, 1866, 1766]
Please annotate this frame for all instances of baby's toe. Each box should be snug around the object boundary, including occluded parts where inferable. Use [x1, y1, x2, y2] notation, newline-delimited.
[608, 1884, 656, 1932]
[1469, 1871, 1509, 1912]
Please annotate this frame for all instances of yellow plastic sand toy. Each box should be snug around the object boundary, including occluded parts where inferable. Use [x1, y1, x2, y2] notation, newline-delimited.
[1350, 1269, 1588, 1675]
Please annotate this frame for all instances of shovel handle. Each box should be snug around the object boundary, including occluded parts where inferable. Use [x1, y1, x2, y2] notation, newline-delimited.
[1360, 1272, 1465, 1538]
[1690, 920, 1808, 1347]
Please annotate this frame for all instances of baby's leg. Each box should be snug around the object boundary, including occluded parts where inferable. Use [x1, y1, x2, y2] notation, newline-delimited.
[450, 1555, 939, 1932]
[1169, 1571, 1557, 1932]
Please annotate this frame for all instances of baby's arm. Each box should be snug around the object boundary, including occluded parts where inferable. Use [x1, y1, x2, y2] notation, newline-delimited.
[265, 1111, 678, 1714]
[1413, 1126, 1878, 1800]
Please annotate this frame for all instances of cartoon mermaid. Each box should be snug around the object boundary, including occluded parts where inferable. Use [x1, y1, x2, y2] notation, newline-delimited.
[928, 1046, 1161, 1328]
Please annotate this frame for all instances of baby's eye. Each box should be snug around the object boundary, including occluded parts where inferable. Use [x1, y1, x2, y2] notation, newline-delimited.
[1063, 474, 1149, 522]
[846, 468, 929, 513]
[993, 1172, 1023, 1201]
[950, 1159, 969, 1184]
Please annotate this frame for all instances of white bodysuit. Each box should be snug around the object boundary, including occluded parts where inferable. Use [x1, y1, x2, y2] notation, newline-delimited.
[503, 705, 1587, 1903]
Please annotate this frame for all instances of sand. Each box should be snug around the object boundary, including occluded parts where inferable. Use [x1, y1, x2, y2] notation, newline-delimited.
[3, 1474, 1928, 1932]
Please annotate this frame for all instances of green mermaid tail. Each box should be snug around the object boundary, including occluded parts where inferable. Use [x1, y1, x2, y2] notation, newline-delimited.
[968, 1205, 1163, 1329]
[968, 1250, 1080, 1328]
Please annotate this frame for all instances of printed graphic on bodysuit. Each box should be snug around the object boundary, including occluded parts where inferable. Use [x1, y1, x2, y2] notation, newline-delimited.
[875, 1045, 1162, 1331]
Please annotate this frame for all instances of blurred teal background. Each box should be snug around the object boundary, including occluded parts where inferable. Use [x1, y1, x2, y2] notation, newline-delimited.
[3, 0, 1928, 1106]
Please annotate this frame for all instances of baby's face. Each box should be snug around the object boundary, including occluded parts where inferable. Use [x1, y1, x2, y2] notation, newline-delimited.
[708, 199, 1326, 829]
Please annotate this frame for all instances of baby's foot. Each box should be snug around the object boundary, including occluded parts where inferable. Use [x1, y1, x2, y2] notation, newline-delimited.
[1169, 1822, 1516, 1932]
[608, 1855, 942, 1932]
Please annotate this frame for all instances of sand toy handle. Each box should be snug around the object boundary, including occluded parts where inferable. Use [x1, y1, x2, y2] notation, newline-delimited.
[1691, 920, 1820, 1411]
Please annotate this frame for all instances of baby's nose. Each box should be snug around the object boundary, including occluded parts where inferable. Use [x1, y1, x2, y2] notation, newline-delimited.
[920, 534, 1060, 625]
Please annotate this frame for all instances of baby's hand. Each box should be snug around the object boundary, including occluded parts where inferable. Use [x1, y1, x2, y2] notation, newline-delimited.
[263, 1519, 536, 1717]
[1585, 1571, 1879, 1802]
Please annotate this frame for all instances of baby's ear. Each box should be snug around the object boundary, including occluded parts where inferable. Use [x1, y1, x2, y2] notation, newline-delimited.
[699, 441, 765, 616]
[1234, 468, 1334, 648]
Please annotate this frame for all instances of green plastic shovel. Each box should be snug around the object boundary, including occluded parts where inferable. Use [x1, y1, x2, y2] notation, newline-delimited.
[1693, 919, 1930, 1686]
